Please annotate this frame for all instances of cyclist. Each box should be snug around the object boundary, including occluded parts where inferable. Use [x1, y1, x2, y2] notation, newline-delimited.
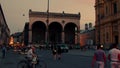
[17, 44, 46, 68]
[26, 44, 37, 68]
[27, 45, 34, 60]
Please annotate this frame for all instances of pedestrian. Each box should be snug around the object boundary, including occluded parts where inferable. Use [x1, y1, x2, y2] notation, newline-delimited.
[31, 45, 36, 53]
[22, 45, 27, 54]
[26, 45, 34, 61]
[1, 43, 7, 58]
[108, 43, 120, 68]
[92, 44, 106, 68]
[57, 46, 62, 60]
[52, 45, 57, 60]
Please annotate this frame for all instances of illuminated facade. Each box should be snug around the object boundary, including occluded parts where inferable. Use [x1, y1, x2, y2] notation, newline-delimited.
[10, 32, 23, 46]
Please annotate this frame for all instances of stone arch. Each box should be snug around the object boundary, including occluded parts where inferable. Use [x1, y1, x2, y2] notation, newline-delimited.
[64, 22, 78, 44]
[29, 10, 80, 45]
[48, 22, 63, 44]
[32, 21, 46, 44]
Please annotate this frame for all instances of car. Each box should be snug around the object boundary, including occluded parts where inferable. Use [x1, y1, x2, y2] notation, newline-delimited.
[57, 44, 69, 53]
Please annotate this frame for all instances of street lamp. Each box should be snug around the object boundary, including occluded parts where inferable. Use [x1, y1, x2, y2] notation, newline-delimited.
[46, 0, 49, 47]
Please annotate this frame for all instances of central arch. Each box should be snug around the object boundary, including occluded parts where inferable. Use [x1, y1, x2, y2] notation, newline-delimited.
[32, 21, 46, 44]
[64, 23, 77, 45]
[49, 22, 62, 44]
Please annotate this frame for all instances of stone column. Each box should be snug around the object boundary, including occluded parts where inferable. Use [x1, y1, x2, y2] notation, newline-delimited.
[75, 34, 77, 44]
[29, 30, 32, 43]
[76, 26, 80, 45]
[77, 31, 80, 44]
[62, 31, 65, 43]
[45, 31, 47, 43]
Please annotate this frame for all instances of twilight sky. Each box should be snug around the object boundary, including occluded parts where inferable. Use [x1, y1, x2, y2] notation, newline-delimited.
[0, 0, 95, 34]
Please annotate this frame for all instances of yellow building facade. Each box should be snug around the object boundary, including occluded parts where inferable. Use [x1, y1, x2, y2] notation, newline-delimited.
[95, 0, 120, 48]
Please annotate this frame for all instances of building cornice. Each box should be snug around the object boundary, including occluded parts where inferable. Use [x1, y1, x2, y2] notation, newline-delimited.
[96, 12, 120, 26]
[29, 9, 80, 20]
[95, 13, 120, 27]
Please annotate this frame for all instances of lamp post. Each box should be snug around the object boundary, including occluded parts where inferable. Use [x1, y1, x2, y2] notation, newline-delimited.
[46, 0, 49, 47]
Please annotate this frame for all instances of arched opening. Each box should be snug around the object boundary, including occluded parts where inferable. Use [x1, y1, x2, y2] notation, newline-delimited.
[32, 21, 46, 44]
[49, 22, 62, 44]
[64, 23, 77, 45]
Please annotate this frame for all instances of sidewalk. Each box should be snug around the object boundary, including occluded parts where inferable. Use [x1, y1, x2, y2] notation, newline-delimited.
[67, 49, 108, 57]
[0, 49, 24, 68]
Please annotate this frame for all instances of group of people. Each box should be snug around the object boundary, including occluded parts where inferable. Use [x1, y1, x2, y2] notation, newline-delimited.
[92, 43, 120, 68]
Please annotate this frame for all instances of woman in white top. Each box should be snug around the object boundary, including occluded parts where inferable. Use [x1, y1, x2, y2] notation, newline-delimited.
[27, 46, 34, 60]
[108, 43, 120, 68]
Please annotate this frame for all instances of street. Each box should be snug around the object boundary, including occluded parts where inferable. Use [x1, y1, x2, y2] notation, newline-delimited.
[0, 49, 110, 68]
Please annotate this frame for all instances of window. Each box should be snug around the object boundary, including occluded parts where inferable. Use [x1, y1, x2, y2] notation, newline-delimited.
[97, 14, 100, 21]
[106, 32, 109, 41]
[113, 2, 117, 14]
[106, 6, 108, 15]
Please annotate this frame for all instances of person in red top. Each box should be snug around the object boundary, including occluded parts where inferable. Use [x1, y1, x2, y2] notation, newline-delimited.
[31, 45, 36, 53]
[92, 45, 106, 68]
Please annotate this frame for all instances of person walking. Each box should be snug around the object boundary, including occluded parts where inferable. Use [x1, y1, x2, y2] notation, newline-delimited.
[57, 46, 62, 60]
[92, 45, 106, 68]
[108, 43, 120, 68]
[52, 45, 57, 60]
[1, 43, 7, 59]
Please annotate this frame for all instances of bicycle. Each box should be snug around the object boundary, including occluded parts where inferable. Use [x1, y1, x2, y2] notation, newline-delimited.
[17, 55, 47, 68]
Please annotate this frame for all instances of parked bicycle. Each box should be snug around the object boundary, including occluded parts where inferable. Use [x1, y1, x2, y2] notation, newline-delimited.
[17, 55, 47, 68]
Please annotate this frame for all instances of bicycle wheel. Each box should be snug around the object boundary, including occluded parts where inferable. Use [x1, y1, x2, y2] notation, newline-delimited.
[17, 60, 29, 68]
[36, 60, 47, 68]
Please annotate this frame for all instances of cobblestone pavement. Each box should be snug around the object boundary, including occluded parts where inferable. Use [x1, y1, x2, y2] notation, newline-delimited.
[67, 49, 109, 57]
[0, 49, 110, 68]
